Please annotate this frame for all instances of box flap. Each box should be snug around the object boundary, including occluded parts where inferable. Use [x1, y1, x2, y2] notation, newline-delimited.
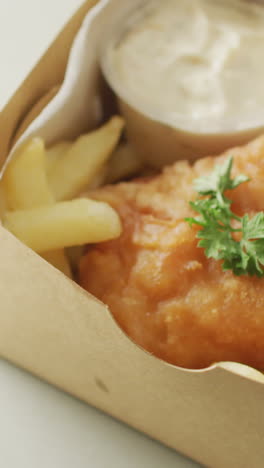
[0, 226, 264, 468]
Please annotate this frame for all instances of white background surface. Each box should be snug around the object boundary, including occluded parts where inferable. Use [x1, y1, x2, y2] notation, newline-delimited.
[0, 1, 201, 467]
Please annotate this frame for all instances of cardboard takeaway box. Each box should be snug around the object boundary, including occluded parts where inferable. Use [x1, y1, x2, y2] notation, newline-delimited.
[0, 1, 264, 467]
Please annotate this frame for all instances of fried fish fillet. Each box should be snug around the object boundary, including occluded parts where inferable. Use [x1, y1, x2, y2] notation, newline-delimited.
[79, 136, 264, 370]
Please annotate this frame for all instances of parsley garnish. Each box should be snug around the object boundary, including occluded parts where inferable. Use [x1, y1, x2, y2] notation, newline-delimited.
[186, 157, 264, 277]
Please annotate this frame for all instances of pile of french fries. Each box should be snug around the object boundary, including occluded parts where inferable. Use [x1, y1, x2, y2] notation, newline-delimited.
[0, 116, 143, 277]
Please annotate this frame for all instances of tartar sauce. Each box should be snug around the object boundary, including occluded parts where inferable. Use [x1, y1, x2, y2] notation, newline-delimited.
[106, 0, 264, 133]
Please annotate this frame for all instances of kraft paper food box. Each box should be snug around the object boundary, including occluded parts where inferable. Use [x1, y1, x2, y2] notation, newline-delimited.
[0, 2, 264, 467]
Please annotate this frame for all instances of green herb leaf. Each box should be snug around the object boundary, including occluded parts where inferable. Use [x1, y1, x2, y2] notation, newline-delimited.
[242, 213, 264, 240]
[186, 157, 264, 277]
[194, 157, 249, 195]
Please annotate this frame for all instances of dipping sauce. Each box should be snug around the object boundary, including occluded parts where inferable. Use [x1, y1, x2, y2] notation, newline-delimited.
[105, 0, 264, 133]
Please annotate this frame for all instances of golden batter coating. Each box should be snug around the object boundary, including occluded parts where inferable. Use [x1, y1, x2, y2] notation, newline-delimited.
[79, 136, 264, 369]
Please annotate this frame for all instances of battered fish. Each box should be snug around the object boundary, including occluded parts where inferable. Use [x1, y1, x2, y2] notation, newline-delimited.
[79, 136, 264, 370]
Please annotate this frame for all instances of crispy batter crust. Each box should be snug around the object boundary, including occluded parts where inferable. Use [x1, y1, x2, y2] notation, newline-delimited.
[79, 136, 264, 369]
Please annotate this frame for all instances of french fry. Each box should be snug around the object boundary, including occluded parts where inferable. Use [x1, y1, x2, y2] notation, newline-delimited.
[46, 141, 71, 174]
[87, 167, 108, 190]
[105, 143, 144, 184]
[3, 138, 53, 210]
[2, 137, 71, 277]
[3, 198, 121, 253]
[48, 116, 124, 201]
[84, 144, 143, 191]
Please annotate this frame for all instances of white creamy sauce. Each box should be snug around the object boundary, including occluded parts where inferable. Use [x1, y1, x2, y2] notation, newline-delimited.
[108, 0, 264, 132]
